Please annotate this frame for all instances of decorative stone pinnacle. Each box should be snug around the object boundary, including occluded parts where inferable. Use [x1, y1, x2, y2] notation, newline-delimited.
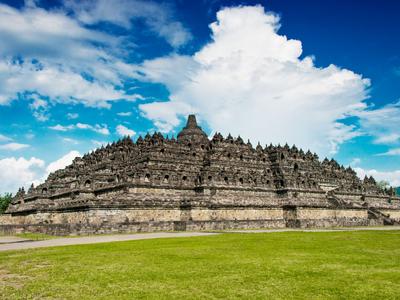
[177, 114, 208, 143]
[186, 114, 198, 129]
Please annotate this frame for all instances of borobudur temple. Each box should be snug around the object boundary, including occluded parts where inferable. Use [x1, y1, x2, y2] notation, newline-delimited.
[1, 115, 399, 235]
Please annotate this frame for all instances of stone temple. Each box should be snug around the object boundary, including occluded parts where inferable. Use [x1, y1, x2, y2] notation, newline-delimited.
[1, 115, 399, 235]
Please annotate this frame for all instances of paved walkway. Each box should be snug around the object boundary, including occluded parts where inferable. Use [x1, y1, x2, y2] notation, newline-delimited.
[0, 232, 218, 252]
[1, 227, 399, 252]
[0, 236, 31, 244]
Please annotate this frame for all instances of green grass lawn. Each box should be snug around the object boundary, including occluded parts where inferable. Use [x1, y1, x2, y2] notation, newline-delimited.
[1, 231, 399, 299]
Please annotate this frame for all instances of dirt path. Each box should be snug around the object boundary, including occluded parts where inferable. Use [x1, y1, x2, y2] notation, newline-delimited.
[0, 232, 218, 251]
[1, 226, 400, 251]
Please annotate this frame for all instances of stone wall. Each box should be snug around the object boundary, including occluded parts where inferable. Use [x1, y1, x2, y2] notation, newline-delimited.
[294, 208, 372, 228]
[2, 183, 399, 235]
[1, 204, 395, 235]
[0, 207, 285, 235]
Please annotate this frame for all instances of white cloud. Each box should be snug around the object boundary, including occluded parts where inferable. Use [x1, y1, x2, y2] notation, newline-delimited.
[138, 5, 370, 156]
[356, 101, 400, 145]
[87, 124, 110, 135]
[62, 137, 79, 144]
[354, 167, 400, 187]
[67, 112, 79, 119]
[117, 112, 132, 117]
[328, 123, 361, 155]
[65, 0, 192, 48]
[0, 2, 141, 107]
[29, 95, 47, 110]
[0, 150, 81, 193]
[136, 54, 199, 93]
[140, 100, 191, 133]
[350, 158, 361, 167]
[75, 123, 91, 130]
[374, 134, 400, 144]
[78, 123, 110, 135]
[0, 60, 136, 107]
[49, 123, 110, 135]
[116, 124, 136, 136]
[45, 150, 80, 175]
[0, 142, 30, 151]
[49, 124, 74, 131]
[0, 133, 11, 142]
[0, 156, 45, 193]
[28, 93, 50, 121]
[91, 140, 108, 147]
[377, 148, 400, 156]
[95, 127, 110, 135]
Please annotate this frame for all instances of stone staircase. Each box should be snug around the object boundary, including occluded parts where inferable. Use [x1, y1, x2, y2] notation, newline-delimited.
[368, 207, 399, 226]
[327, 193, 347, 208]
[327, 192, 399, 226]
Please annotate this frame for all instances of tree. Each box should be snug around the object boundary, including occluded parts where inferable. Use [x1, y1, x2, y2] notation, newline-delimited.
[377, 180, 390, 190]
[0, 193, 12, 214]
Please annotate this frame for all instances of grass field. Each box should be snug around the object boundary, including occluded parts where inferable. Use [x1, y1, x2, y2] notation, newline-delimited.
[1, 231, 399, 299]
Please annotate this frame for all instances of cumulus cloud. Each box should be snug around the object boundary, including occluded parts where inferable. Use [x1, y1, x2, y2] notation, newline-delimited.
[49, 123, 110, 135]
[116, 125, 136, 137]
[0, 142, 30, 151]
[0, 156, 45, 193]
[137, 54, 199, 92]
[138, 5, 370, 156]
[45, 150, 81, 175]
[354, 167, 400, 187]
[348, 158, 400, 187]
[0, 150, 81, 193]
[140, 101, 192, 133]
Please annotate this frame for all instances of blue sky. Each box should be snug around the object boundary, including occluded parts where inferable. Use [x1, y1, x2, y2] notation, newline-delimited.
[0, 0, 399, 192]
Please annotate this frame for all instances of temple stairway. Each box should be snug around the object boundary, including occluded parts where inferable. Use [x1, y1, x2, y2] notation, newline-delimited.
[327, 193, 399, 226]
[368, 207, 399, 226]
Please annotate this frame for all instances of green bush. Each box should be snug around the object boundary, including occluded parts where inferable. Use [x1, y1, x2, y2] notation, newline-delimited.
[0, 193, 12, 214]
